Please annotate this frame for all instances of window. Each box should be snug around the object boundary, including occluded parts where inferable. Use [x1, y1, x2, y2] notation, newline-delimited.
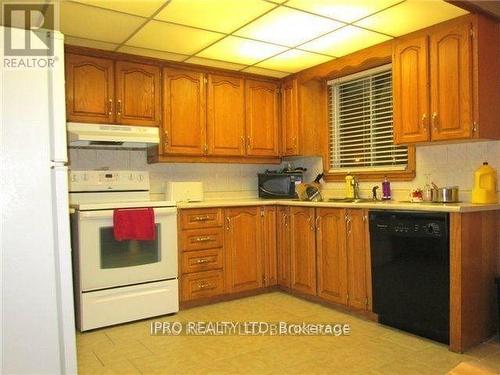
[328, 64, 408, 174]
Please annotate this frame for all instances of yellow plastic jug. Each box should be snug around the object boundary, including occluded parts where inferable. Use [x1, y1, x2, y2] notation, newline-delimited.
[471, 162, 498, 204]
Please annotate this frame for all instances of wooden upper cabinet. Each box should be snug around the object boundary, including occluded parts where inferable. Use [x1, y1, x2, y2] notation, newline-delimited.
[346, 209, 369, 311]
[289, 207, 316, 295]
[245, 79, 279, 157]
[207, 74, 245, 156]
[115, 61, 161, 126]
[429, 21, 472, 141]
[281, 79, 299, 156]
[224, 207, 263, 293]
[393, 35, 430, 144]
[162, 68, 206, 155]
[65, 54, 114, 123]
[277, 206, 291, 288]
[316, 208, 348, 305]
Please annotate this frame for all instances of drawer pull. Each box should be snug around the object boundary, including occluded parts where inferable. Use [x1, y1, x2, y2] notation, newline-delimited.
[197, 282, 210, 289]
[192, 215, 210, 221]
[195, 258, 210, 264]
[193, 236, 213, 242]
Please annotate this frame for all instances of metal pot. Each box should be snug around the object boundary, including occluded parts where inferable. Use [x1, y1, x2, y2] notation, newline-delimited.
[433, 186, 459, 203]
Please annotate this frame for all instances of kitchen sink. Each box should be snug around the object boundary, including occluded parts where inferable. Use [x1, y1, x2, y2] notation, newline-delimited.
[328, 198, 380, 203]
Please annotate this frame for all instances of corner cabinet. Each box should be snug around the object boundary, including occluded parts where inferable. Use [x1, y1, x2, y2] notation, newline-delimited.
[65, 53, 160, 126]
[393, 15, 500, 144]
[162, 68, 207, 155]
[245, 79, 280, 157]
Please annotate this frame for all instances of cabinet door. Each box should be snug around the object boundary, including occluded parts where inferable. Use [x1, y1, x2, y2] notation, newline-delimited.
[289, 207, 316, 295]
[316, 208, 348, 305]
[262, 206, 277, 287]
[245, 79, 279, 157]
[281, 79, 299, 156]
[393, 35, 430, 144]
[65, 54, 114, 123]
[277, 206, 291, 288]
[224, 207, 263, 293]
[115, 61, 161, 126]
[430, 21, 472, 141]
[207, 74, 245, 156]
[162, 68, 206, 155]
[346, 209, 369, 310]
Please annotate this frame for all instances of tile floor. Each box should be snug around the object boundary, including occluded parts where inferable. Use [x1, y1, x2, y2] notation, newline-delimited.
[77, 292, 500, 374]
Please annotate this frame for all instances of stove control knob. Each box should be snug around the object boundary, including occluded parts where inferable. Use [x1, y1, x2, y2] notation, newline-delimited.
[129, 173, 134, 181]
[138, 174, 144, 182]
[83, 173, 88, 181]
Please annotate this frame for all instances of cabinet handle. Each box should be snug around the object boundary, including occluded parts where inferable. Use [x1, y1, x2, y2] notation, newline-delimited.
[117, 99, 122, 116]
[197, 282, 209, 289]
[225, 217, 231, 230]
[192, 215, 210, 221]
[346, 216, 352, 235]
[282, 213, 288, 228]
[247, 136, 251, 149]
[193, 236, 213, 242]
[315, 216, 320, 231]
[164, 131, 169, 148]
[308, 216, 315, 231]
[293, 136, 297, 147]
[108, 99, 113, 115]
[431, 112, 438, 130]
[421, 113, 427, 131]
[241, 136, 245, 149]
[203, 144, 208, 154]
[195, 258, 210, 264]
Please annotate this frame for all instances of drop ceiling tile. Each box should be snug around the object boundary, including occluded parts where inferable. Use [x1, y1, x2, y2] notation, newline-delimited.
[354, 0, 468, 37]
[118, 46, 188, 62]
[126, 20, 224, 55]
[256, 49, 332, 73]
[235, 7, 345, 47]
[242, 66, 290, 78]
[197, 36, 287, 65]
[301, 26, 391, 57]
[185, 57, 247, 71]
[155, 0, 275, 33]
[70, 0, 166, 17]
[286, 0, 402, 23]
[64, 35, 118, 51]
[60, 2, 145, 44]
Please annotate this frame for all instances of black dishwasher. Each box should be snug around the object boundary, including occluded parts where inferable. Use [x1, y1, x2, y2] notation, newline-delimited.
[369, 210, 449, 344]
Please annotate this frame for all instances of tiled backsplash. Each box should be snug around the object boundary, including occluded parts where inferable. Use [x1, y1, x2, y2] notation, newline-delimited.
[69, 140, 500, 202]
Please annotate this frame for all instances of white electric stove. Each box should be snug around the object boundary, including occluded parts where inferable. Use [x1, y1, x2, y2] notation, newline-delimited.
[69, 170, 179, 331]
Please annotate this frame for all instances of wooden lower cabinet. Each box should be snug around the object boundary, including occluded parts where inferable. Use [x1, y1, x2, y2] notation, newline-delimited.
[289, 207, 317, 295]
[181, 270, 224, 301]
[277, 206, 291, 288]
[262, 206, 277, 287]
[224, 207, 263, 293]
[316, 208, 348, 305]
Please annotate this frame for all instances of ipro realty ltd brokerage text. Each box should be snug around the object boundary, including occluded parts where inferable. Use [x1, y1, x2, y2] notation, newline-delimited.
[151, 321, 351, 336]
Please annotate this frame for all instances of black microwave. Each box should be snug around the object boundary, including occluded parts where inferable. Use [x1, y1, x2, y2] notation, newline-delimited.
[258, 172, 303, 199]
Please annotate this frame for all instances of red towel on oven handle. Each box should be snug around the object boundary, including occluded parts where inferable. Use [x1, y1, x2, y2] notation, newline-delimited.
[113, 208, 156, 241]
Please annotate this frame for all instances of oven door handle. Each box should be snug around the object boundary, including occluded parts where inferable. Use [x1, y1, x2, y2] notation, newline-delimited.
[78, 207, 177, 219]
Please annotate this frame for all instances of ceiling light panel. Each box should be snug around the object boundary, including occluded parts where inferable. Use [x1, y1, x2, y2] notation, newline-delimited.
[256, 49, 332, 73]
[354, 0, 468, 36]
[126, 20, 224, 55]
[70, 0, 166, 17]
[197, 36, 287, 65]
[286, 0, 402, 23]
[185, 56, 247, 71]
[155, 0, 275, 33]
[118, 46, 188, 62]
[301, 26, 391, 57]
[235, 7, 345, 47]
[60, 2, 145, 44]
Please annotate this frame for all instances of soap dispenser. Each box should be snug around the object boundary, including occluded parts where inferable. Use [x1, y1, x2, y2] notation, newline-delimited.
[382, 176, 391, 200]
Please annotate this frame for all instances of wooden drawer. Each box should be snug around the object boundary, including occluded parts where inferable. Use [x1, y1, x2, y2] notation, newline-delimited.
[180, 227, 223, 251]
[180, 208, 223, 230]
[181, 248, 223, 274]
[181, 270, 224, 301]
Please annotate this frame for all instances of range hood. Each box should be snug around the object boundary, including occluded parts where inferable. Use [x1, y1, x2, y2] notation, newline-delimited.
[67, 122, 160, 148]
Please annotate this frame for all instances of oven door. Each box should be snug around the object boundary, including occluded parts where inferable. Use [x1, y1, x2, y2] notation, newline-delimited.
[76, 207, 177, 291]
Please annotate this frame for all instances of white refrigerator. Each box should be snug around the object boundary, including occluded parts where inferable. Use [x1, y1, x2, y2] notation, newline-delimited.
[1, 27, 77, 374]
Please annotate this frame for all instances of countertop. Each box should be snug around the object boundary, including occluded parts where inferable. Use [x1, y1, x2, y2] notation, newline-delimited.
[176, 198, 500, 213]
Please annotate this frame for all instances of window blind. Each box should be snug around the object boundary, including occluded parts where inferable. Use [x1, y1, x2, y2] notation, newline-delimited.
[328, 64, 408, 173]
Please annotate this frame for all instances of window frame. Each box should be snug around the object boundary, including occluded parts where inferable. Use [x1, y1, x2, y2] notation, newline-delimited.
[323, 64, 415, 182]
